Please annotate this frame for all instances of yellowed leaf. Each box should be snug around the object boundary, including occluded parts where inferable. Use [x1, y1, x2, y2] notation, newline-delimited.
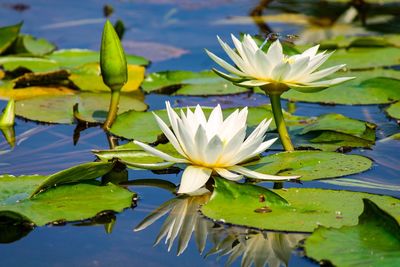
[123, 65, 145, 92]
[0, 86, 76, 100]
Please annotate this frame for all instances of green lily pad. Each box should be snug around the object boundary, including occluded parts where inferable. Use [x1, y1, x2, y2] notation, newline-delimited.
[15, 92, 147, 124]
[110, 105, 307, 142]
[282, 74, 400, 105]
[201, 179, 400, 232]
[387, 101, 400, 120]
[47, 49, 149, 68]
[0, 22, 22, 54]
[299, 114, 376, 147]
[30, 162, 115, 197]
[13, 34, 56, 56]
[304, 199, 400, 266]
[324, 47, 400, 70]
[0, 57, 59, 72]
[142, 70, 249, 95]
[245, 151, 372, 181]
[0, 174, 134, 226]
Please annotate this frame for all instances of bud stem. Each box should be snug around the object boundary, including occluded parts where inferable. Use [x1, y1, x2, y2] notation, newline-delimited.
[103, 90, 121, 130]
[269, 93, 294, 151]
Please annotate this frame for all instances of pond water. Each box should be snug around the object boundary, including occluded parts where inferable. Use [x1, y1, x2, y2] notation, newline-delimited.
[0, 0, 399, 266]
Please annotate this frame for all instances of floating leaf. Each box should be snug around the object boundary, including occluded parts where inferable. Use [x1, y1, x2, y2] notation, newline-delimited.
[47, 49, 149, 68]
[0, 175, 134, 226]
[0, 86, 76, 101]
[12, 34, 56, 56]
[15, 92, 147, 124]
[282, 71, 400, 105]
[245, 151, 372, 181]
[324, 47, 400, 70]
[201, 179, 400, 232]
[142, 70, 250, 95]
[387, 101, 400, 120]
[30, 161, 115, 198]
[304, 199, 400, 266]
[0, 22, 22, 54]
[69, 63, 145, 92]
[0, 57, 59, 72]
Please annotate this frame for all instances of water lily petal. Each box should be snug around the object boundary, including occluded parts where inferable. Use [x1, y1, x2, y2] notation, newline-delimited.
[214, 168, 243, 181]
[228, 165, 300, 180]
[205, 49, 247, 77]
[206, 104, 223, 138]
[239, 137, 278, 163]
[204, 135, 224, 165]
[153, 112, 186, 157]
[302, 44, 320, 57]
[178, 166, 212, 194]
[302, 64, 346, 83]
[237, 80, 270, 87]
[272, 61, 291, 81]
[265, 40, 284, 67]
[212, 68, 244, 82]
[133, 140, 188, 163]
[217, 36, 249, 72]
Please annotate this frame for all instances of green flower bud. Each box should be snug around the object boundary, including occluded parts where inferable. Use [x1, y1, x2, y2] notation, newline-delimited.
[100, 20, 127, 91]
[0, 100, 15, 127]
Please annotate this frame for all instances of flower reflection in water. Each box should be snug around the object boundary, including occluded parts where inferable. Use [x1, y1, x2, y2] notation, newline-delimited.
[135, 187, 306, 266]
[135, 188, 213, 255]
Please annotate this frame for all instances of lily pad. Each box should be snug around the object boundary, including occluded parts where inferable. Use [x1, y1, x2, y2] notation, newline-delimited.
[324, 47, 400, 70]
[304, 199, 400, 266]
[69, 63, 145, 92]
[387, 101, 400, 120]
[245, 151, 372, 181]
[141, 70, 250, 95]
[0, 22, 22, 54]
[13, 34, 56, 56]
[47, 49, 149, 68]
[0, 174, 134, 226]
[30, 161, 115, 197]
[0, 57, 59, 72]
[110, 105, 307, 142]
[283, 76, 400, 105]
[319, 35, 400, 49]
[201, 179, 400, 232]
[15, 92, 147, 124]
[0, 85, 76, 101]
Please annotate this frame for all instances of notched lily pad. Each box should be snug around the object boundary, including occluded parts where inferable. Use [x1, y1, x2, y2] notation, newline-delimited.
[201, 179, 400, 232]
[12, 34, 56, 56]
[0, 174, 134, 226]
[304, 199, 400, 266]
[141, 70, 250, 95]
[245, 151, 372, 181]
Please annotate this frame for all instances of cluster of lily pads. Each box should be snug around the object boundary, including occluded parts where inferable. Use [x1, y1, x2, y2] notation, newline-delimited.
[0, 17, 399, 267]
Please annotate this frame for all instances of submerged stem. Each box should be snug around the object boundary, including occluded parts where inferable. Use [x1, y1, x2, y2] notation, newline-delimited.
[269, 93, 294, 151]
[103, 90, 121, 130]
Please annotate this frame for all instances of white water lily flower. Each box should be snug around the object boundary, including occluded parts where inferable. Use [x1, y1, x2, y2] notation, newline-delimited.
[205, 34, 354, 93]
[134, 102, 299, 194]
